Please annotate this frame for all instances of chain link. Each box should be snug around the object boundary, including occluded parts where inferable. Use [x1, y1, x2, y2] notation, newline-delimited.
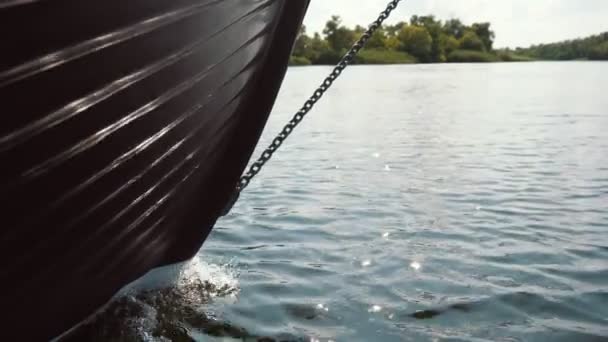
[235, 0, 402, 198]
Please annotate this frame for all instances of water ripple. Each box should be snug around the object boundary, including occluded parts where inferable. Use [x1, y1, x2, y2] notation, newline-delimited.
[77, 63, 608, 341]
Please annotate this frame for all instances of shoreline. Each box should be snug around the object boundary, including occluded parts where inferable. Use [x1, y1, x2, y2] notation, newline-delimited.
[288, 59, 607, 67]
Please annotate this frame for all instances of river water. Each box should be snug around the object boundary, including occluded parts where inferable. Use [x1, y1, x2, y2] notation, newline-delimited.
[73, 62, 608, 341]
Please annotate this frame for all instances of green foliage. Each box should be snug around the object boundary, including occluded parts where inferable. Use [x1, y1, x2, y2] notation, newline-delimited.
[367, 28, 389, 50]
[353, 49, 416, 64]
[289, 56, 312, 66]
[588, 41, 608, 60]
[292, 25, 310, 57]
[290, 14, 497, 64]
[322, 16, 356, 52]
[471, 22, 495, 51]
[397, 25, 433, 62]
[443, 19, 466, 39]
[385, 22, 406, 37]
[496, 50, 535, 62]
[293, 28, 331, 63]
[315, 49, 343, 65]
[410, 15, 445, 62]
[441, 34, 460, 55]
[385, 35, 401, 50]
[447, 50, 499, 63]
[289, 13, 606, 65]
[308, 33, 331, 60]
[459, 31, 485, 51]
[516, 32, 608, 60]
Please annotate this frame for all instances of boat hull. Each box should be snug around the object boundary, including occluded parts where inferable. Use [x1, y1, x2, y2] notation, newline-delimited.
[0, 0, 308, 339]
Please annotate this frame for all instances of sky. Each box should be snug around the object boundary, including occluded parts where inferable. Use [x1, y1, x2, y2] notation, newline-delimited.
[303, 0, 608, 48]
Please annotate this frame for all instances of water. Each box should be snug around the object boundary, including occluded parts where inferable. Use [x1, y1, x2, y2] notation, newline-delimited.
[75, 62, 608, 341]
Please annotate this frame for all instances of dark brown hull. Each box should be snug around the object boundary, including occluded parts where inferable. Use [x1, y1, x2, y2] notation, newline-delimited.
[0, 0, 308, 339]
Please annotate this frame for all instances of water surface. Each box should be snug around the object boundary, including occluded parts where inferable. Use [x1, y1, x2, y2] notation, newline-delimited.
[83, 62, 608, 341]
[205, 62, 608, 341]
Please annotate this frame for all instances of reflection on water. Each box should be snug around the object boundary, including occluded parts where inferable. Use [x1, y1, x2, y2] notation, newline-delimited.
[410, 261, 421, 270]
[69, 62, 608, 341]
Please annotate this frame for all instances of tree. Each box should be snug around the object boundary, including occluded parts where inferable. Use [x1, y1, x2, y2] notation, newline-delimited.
[397, 25, 432, 62]
[411, 15, 444, 62]
[409, 15, 422, 26]
[471, 22, 495, 51]
[385, 22, 406, 37]
[460, 31, 485, 51]
[589, 41, 608, 60]
[440, 34, 460, 55]
[353, 25, 365, 36]
[289, 15, 608, 64]
[292, 25, 311, 58]
[514, 32, 608, 60]
[322, 15, 356, 53]
[313, 31, 341, 64]
[310, 32, 330, 54]
[443, 19, 465, 39]
[307, 32, 332, 63]
[366, 26, 388, 50]
[385, 35, 401, 50]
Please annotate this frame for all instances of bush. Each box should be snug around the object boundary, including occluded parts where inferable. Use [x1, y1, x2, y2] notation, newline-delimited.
[288, 56, 312, 66]
[589, 42, 608, 60]
[447, 49, 499, 63]
[497, 52, 535, 62]
[459, 31, 485, 51]
[397, 25, 433, 62]
[314, 49, 344, 65]
[354, 49, 417, 64]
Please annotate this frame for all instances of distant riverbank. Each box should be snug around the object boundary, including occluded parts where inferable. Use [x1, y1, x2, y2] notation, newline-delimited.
[290, 49, 535, 65]
[290, 15, 607, 66]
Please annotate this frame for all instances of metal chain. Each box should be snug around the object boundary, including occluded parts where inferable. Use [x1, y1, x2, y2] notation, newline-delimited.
[238, 0, 402, 192]
[222, 0, 402, 214]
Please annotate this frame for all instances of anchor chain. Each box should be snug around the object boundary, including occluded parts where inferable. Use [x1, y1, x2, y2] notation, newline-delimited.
[222, 0, 403, 215]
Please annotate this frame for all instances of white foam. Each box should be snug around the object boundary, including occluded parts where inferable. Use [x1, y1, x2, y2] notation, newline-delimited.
[177, 255, 240, 294]
[55, 255, 241, 341]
